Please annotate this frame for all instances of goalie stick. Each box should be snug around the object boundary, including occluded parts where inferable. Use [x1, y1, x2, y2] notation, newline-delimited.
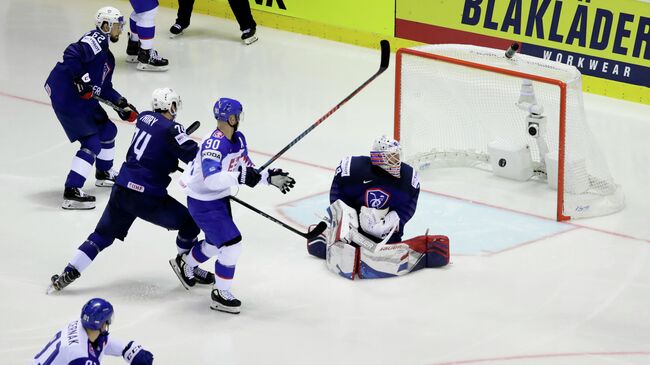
[229, 196, 327, 239]
[256, 39, 391, 173]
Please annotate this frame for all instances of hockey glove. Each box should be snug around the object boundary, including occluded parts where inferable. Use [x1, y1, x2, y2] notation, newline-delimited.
[73, 74, 93, 99]
[267, 168, 296, 194]
[238, 165, 261, 187]
[122, 341, 154, 365]
[116, 97, 139, 123]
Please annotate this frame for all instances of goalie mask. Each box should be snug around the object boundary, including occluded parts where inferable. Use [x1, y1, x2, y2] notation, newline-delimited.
[95, 7, 124, 41]
[152, 88, 182, 117]
[370, 135, 402, 177]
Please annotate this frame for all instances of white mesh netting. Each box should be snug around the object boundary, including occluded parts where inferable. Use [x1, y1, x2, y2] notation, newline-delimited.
[396, 44, 624, 219]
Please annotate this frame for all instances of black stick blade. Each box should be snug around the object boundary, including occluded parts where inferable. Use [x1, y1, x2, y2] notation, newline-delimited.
[186, 120, 200, 135]
[379, 39, 390, 70]
[305, 221, 328, 239]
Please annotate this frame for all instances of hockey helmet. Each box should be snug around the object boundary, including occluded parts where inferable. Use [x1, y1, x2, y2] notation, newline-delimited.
[95, 7, 124, 33]
[213, 98, 243, 123]
[81, 298, 114, 331]
[370, 135, 402, 177]
[152, 88, 182, 116]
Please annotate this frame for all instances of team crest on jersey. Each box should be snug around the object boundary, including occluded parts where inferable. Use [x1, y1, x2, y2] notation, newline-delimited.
[213, 130, 224, 138]
[365, 188, 390, 209]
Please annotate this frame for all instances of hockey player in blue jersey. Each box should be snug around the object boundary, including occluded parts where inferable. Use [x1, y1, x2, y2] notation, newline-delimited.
[171, 98, 296, 314]
[45, 7, 138, 210]
[31, 298, 153, 365]
[307, 136, 450, 279]
[48, 88, 215, 293]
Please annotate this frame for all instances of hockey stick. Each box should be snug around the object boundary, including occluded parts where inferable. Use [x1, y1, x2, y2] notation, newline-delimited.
[229, 196, 327, 239]
[175, 121, 201, 173]
[93, 95, 130, 113]
[256, 39, 391, 172]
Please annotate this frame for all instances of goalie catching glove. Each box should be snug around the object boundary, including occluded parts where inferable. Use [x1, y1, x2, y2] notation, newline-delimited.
[122, 341, 154, 365]
[115, 97, 138, 123]
[359, 206, 399, 239]
[266, 168, 295, 194]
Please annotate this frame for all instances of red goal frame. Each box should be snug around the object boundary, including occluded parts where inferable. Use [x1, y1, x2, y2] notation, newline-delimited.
[394, 48, 571, 221]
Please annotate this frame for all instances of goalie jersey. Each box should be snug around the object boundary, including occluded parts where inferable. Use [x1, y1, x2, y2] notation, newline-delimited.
[115, 111, 199, 196]
[31, 319, 126, 365]
[330, 156, 420, 243]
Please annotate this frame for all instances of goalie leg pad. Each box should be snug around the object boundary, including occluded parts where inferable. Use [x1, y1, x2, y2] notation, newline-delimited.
[403, 235, 450, 268]
[358, 243, 412, 279]
[326, 241, 359, 280]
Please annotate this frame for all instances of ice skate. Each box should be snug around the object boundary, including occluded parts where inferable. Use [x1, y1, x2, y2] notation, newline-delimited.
[210, 289, 241, 314]
[47, 265, 80, 294]
[169, 23, 185, 38]
[95, 168, 118, 187]
[125, 33, 139, 63]
[62, 187, 96, 210]
[241, 28, 258, 45]
[169, 254, 196, 290]
[137, 49, 169, 72]
[193, 266, 215, 285]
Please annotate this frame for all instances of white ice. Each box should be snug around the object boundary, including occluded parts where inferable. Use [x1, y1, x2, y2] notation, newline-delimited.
[1, 0, 650, 364]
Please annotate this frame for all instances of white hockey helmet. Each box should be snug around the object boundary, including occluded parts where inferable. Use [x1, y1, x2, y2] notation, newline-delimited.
[151, 88, 182, 116]
[370, 135, 402, 177]
[95, 7, 124, 33]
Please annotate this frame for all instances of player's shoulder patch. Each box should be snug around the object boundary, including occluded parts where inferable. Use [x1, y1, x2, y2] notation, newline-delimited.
[174, 132, 190, 145]
[212, 129, 224, 139]
[80, 32, 105, 55]
[335, 156, 352, 177]
[403, 164, 420, 189]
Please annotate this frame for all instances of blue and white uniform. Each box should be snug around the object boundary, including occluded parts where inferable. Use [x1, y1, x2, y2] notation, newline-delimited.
[31, 319, 126, 365]
[330, 155, 420, 243]
[63, 111, 200, 277]
[179, 128, 268, 290]
[45, 28, 122, 189]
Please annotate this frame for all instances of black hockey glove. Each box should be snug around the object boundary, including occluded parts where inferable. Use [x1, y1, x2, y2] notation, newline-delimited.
[116, 97, 139, 123]
[267, 168, 295, 194]
[238, 165, 262, 187]
[73, 74, 93, 99]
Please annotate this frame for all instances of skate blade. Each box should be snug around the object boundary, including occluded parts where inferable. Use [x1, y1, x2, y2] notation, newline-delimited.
[62, 200, 96, 210]
[125, 55, 139, 63]
[169, 31, 183, 39]
[46, 284, 57, 295]
[168, 259, 194, 290]
[137, 63, 169, 72]
[210, 302, 241, 314]
[243, 36, 258, 45]
[95, 180, 115, 187]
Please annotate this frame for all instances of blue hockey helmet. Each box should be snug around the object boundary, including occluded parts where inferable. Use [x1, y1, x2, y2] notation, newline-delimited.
[81, 298, 114, 331]
[213, 98, 243, 123]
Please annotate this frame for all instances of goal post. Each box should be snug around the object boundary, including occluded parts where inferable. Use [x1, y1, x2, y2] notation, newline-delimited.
[394, 44, 624, 221]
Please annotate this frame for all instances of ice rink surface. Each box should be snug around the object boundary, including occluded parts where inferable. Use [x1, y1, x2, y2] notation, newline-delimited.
[1, 0, 650, 364]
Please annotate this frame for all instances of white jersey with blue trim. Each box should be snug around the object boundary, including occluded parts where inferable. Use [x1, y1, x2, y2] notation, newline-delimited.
[180, 128, 255, 201]
[31, 319, 125, 365]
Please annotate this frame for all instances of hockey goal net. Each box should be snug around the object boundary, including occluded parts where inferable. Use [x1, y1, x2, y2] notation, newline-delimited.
[395, 44, 624, 220]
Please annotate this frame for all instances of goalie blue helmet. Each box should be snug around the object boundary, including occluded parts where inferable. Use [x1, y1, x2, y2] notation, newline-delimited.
[81, 298, 114, 331]
[213, 98, 243, 122]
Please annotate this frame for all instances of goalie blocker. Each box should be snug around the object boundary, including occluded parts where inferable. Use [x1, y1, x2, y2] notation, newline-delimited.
[307, 200, 450, 279]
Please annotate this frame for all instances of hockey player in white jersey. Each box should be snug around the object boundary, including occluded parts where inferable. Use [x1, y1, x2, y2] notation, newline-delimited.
[171, 97, 295, 314]
[31, 298, 153, 365]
